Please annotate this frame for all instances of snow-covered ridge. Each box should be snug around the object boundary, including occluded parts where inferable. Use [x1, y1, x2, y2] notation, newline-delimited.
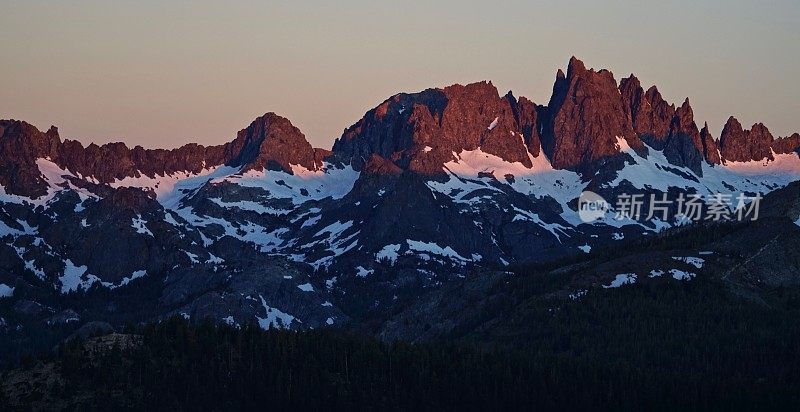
[14, 158, 360, 213]
[0, 159, 99, 207]
[429, 147, 584, 212]
[218, 163, 359, 206]
[613, 137, 800, 195]
[111, 165, 240, 208]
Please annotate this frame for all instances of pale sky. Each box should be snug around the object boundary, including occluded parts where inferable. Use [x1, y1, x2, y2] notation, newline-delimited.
[1, 0, 798, 149]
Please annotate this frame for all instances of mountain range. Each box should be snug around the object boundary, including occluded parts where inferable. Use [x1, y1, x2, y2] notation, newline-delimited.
[2, 56, 800, 344]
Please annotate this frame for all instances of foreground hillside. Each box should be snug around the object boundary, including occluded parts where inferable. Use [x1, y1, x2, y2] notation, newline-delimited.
[3, 279, 800, 411]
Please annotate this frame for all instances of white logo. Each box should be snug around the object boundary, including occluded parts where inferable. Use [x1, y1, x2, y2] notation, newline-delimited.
[578, 191, 609, 223]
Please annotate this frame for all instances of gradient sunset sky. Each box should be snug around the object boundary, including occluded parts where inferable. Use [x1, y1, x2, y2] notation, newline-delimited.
[2, 0, 798, 149]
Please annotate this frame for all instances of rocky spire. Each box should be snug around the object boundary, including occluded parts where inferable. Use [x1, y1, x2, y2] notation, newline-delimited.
[660, 98, 705, 175]
[700, 122, 721, 165]
[542, 56, 645, 173]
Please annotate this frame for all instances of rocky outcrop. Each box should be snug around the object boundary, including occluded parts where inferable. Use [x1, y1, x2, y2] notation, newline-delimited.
[543, 57, 645, 173]
[773, 133, 800, 155]
[0, 121, 62, 198]
[719, 117, 775, 163]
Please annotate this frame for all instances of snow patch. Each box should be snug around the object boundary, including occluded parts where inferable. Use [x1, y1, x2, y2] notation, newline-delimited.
[209, 198, 290, 215]
[603, 273, 637, 288]
[59, 260, 102, 294]
[301, 214, 322, 228]
[406, 240, 468, 264]
[131, 216, 153, 236]
[376, 244, 401, 264]
[256, 295, 296, 330]
[430, 148, 586, 231]
[111, 270, 147, 289]
[112, 165, 239, 208]
[206, 254, 224, 264]
[325, 277, 337, 289]
[569, 290, 587, 300]
[355, 266, 373, 278]
[669, 269, 696, 280]
[672, 256, 704, 269]
[185, 251, 200, 263]
[612, 138, 800, 199]
[0, 284, 14, 298]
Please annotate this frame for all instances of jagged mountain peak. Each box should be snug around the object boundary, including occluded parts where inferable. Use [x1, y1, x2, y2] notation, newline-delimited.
[226, 112, 324, 173]
[620, 73, 641, 89]
[567, 55, 587, 75]
[333, 56, 799, 179]
[332, 80, 538, 174]
[0, 112, 329, 198]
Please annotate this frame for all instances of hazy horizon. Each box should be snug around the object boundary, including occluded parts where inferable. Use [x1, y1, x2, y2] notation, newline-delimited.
[2, 1, 798, 150]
